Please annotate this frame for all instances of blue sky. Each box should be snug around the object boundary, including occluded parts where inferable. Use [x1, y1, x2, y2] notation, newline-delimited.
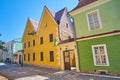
[0, 0, 78, 42]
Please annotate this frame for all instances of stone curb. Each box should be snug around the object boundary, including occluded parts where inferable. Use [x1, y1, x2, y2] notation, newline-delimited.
[80, 73, 120, 79]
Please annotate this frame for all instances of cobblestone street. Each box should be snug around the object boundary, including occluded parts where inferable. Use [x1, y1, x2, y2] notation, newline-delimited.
[0, 75, 8, 80]
[0, 63, 120, 80]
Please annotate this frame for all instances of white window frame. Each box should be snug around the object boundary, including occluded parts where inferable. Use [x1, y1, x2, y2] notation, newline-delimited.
[86, 9, 102, 31]
[92, 44, 109, 66]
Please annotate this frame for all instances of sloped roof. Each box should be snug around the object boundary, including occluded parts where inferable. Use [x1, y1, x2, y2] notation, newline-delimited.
[29, 18, 39, 32]
[49, 9, 55, 18]
[45, 6, 66, 24]
[59, 38, 74, 44]
[71, 0, 97, 11]
[44, 6, 55, 18]
[55, 8, 66, 22]
[25, 7, 66, 34]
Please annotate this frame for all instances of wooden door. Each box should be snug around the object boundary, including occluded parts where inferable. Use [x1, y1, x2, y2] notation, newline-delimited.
[64, 51, 71, 70]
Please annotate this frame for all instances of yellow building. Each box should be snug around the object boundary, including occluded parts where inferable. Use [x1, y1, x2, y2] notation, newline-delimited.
[22, 17, 39, 66]
[22, 6, 78, 70]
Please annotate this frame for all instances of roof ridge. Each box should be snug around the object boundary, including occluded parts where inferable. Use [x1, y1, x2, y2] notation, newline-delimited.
[29, 17, 39, 23]
[56, 7, 66, 14]
[44, 6, 55, 18]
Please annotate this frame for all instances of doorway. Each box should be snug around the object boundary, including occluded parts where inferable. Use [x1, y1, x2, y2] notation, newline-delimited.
[19, 55, 22, 64]
[63, 50, 76, 70]
[64, 51, 70, 70]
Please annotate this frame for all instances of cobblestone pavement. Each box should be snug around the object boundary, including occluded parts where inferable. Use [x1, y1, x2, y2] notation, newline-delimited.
[0, 75, 8, 80]
[0, 63, 120, 80]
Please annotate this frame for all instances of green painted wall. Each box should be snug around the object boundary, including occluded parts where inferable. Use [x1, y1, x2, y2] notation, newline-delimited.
[13, 38, 22, 53]
[72, 0, 120, 38]
[77, 34, 120, 72]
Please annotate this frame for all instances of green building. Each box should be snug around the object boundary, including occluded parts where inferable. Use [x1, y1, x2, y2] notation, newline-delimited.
[70, 0, 120, 74]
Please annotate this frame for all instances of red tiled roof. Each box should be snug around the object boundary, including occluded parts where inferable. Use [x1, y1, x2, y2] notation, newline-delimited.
[71, 0, 97, 11]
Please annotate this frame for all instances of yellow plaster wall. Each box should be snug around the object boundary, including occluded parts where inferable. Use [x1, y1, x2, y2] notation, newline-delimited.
[22, 7, 60, 69]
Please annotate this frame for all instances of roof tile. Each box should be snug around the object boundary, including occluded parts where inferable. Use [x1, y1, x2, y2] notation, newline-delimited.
[71, 0, 97, 11]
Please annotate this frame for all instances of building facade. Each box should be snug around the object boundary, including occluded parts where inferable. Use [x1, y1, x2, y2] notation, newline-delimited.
[13, 50, 22, 64]
[0, 49, 4, 61]
[22, 6, 75, 69]
[70, 0, 120, 73]
[3, 38, 22, 62]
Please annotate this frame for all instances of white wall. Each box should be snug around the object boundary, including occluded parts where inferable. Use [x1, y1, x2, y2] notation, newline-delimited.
[59, 8, 74, 41]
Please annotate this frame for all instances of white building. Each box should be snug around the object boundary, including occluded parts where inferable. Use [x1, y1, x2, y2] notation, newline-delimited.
[2, 38, 22, 62]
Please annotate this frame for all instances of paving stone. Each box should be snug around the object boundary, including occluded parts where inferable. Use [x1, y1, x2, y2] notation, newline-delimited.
[0, 63, 120, 80]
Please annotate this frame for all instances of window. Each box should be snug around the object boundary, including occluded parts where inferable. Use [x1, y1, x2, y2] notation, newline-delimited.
[92, 44, 109, 66]
[28, 41, 30, 47]
[66, 23, 68, 28]
[40, 37, 43, 44]
[44, 23, 47, 27]
[86, 9, 102, 30]
[28, 53, 30, 61]
[33, 40, 35, 46]
[50, 51, 54, 62]
[68, 36, 71, 39]
[24, 43, 26, 48]
[40, 52, 43, 61]
[33, 53, 35, 61]
[49, 34, 53, 42]
[24, 54, 26, 61]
